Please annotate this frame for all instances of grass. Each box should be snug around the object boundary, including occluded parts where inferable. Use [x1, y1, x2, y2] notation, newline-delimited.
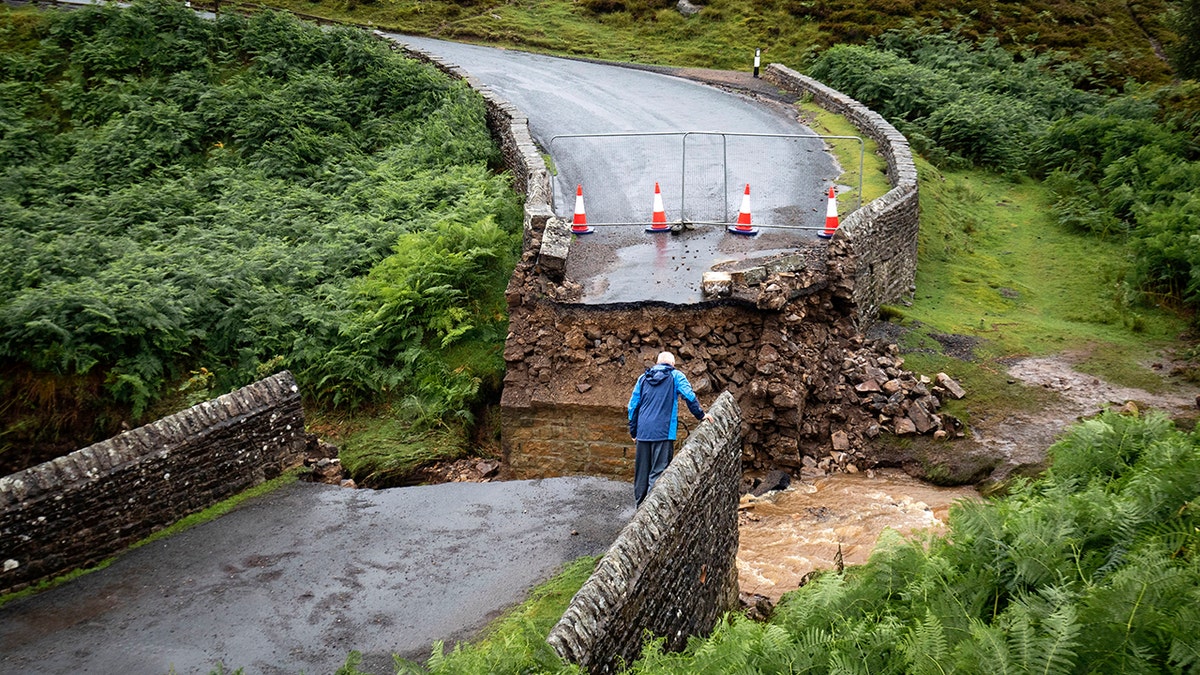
[879, 157, 1192, 425]
[797, 100, 890, 210]
[0, 469, 299, 608]
[311, 402, 482, 487]
[220, 0, 1172, 85]
[231, 0, 823, 71]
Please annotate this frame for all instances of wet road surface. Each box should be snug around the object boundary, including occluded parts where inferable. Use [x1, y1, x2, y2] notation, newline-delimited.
[0, 478, 633, 675]
[387, 35, 839, 304]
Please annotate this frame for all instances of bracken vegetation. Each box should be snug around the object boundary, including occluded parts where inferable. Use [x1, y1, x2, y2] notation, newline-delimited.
[781, 0, 1178, 86]
[806, 28, 1200, 320]
[0, 1, 521, 478]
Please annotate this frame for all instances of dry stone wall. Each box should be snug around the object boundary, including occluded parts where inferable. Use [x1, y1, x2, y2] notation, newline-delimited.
[764, 63, 920, 322]
[0, 372, 306, 594]
[547, 391, 742, 674]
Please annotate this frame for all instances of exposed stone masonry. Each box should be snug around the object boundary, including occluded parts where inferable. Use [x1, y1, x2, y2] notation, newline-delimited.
[501, 403, 639, 480]
[499, 267, 963, 478]
[764, 63, 920, 324]
[547, 391, 742, 674]
[0, 372, 306, 594]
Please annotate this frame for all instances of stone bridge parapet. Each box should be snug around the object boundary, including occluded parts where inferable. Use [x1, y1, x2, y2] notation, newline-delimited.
[0, 372, 306, 594]
[547, 391, 743, 673]
[764, 63, 920, 322]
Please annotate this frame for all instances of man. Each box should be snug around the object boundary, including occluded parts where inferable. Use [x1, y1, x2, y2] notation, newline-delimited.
[627, 351, 712, 506]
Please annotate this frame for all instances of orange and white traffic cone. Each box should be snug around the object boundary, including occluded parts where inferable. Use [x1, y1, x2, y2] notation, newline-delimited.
[647, 182, 670, 233]
[571, 184, 594, 235]
[818, 186, 839, 239]
[727, 183, 758, 236]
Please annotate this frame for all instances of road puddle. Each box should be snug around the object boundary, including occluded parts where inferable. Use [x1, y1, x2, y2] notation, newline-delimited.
[737, 468, 980, 602]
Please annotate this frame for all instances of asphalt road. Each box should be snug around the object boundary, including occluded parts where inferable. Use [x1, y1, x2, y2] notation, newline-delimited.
[0, 478, 634, 675]
[387, 35, 839, 304]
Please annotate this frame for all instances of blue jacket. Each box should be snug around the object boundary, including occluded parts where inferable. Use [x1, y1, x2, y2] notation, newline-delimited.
[628, 364, 705, 441]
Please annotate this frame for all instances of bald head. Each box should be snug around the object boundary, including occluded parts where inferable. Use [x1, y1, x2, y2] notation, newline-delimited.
[657, 351, 675, 366]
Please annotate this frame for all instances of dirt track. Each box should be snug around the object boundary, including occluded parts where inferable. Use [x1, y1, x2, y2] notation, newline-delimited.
[0, 477, 633, 675]
[972, 354, 1200, 480]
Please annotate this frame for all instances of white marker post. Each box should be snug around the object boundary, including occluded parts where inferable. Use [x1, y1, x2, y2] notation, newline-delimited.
[753, 48, 761, 78]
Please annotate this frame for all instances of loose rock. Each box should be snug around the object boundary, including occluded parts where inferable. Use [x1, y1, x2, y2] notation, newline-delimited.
[831, 430, 850, 452]
[750, 469, 791, 496]
[936, 373, 967, 400]
[739, 592, 775, 622]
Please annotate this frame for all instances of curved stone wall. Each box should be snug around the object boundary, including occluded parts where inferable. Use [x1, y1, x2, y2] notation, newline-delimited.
[0, 372, 306, 594]
[764, 63, 920, 321]
[547, 391, 743, 674]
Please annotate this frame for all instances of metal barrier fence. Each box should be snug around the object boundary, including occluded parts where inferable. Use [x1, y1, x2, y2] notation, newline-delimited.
[549, 131, 863, 230]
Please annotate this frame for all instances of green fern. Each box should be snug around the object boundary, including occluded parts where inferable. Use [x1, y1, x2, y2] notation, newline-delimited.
[951, 619, 1013, 674]
[1003, 588, 1080, 675]
[1167, 602, 1200, 671]
[902, 610, 950, 675]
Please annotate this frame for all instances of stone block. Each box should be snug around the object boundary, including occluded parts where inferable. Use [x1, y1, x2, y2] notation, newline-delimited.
[701, 271, 732, 297]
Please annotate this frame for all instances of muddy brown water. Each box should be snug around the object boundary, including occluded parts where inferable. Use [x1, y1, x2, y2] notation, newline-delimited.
[737, 469, 981, 602]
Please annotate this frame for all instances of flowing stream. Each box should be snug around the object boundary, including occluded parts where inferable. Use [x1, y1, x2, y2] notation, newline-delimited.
[736, 469, 980, 602]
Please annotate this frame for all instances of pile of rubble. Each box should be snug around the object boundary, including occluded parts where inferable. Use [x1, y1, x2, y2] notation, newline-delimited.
[845, 343, 966, 440]
[788, 341, 969, 479]
[300, 435, 355, 487]
[417, 458, 501, 483]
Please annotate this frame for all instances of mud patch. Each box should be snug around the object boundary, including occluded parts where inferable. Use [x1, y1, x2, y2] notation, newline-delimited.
[968, 354, 1200, 485]
[864, 319, 907, 346]
[930, 333, 980, 361]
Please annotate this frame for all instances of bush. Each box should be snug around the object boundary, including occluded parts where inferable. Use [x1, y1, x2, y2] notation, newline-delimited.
[1029, 96, 1200, 313]
[807, 43, 957, 122]
[0, 2, 521, 454]
[808, 29, 1100, 174]
[923, 93, 1034, 172]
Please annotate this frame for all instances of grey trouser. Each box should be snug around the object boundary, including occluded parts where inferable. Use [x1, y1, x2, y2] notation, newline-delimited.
[634, 439, 673, 506]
